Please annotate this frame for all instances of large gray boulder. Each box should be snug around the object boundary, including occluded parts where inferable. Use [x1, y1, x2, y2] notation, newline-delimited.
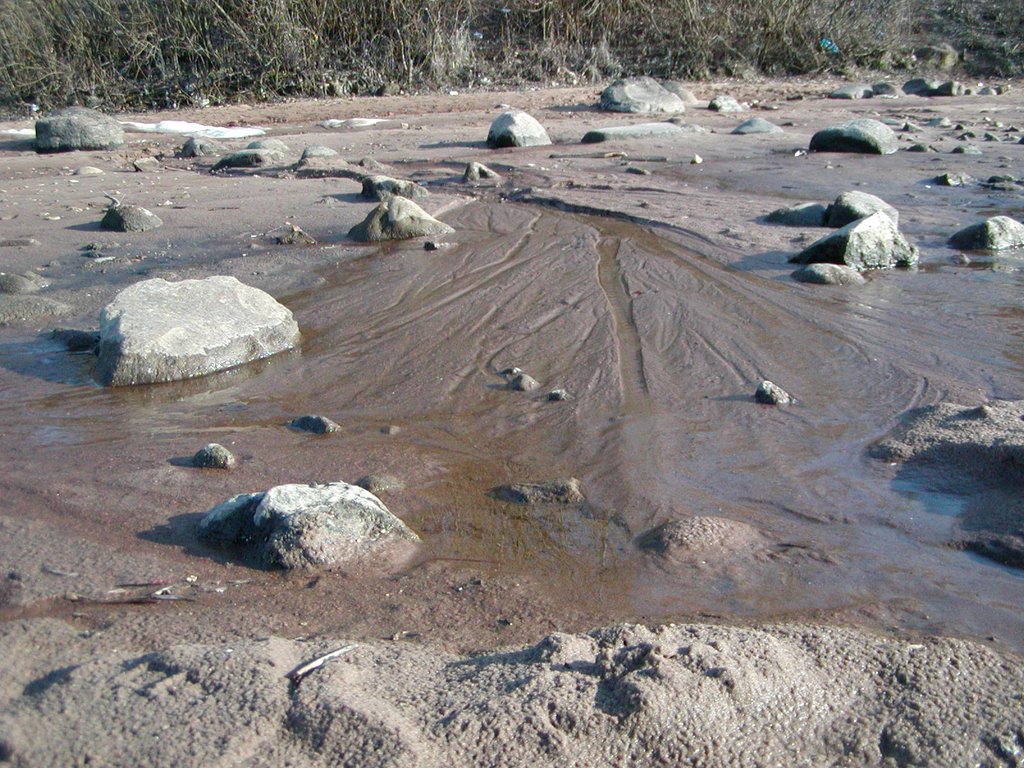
[599, 77, 687, 114]
[809, 119, 898, 155]
[789, 211, 917, 270]
[825, 191, 899, 228]
[949, 216, 1024, 250]
[95, 276, 300, 386]
[197, 481, 419, 569]
[486, 111, 551, 148]
[348, 197, 455, 242]
[34, 107, 124, 152]
[581, 123, 686, 143]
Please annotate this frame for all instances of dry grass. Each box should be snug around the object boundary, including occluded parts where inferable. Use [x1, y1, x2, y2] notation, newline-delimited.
[0, 0, 1016, 111]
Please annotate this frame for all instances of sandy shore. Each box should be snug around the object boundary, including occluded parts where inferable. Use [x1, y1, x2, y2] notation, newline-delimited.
[0, 76, 1022, 765]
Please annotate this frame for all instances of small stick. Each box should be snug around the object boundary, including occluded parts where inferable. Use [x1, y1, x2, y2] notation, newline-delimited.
[115, 579, 173, 588]
[41, 565, 79, 577]
[103, 193, 121, 208]
[288, 644, 358, 684]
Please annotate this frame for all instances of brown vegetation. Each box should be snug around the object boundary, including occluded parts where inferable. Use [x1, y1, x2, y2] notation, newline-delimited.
[0, 0, 1019, 112]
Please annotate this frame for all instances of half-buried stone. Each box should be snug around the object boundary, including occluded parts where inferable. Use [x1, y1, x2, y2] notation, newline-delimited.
[809, 118, 898, 155]
[637, 516, 767, 555]
[360, 174, 428, 201]
[494, 478, 584, 505]
[581, 123, 686, 143]
[598, 77, 688, 114]
[192, 443, 235, 469]
[197, 481, 419, 569]
[34, 106, 124, 152]
[486, 111, 551, 148]
[348, 197, 454, 242]
[948, 216, 1024, 250]
[791, 263, 867, 286]
[101, 203, 162, 233]
[95, 276, 300, 386]
[789, 211, 917, 270]
[731, 117, 783, 135]
[765, 202, 828, 227]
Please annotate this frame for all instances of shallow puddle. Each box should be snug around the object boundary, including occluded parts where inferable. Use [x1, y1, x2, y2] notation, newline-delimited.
[1, 201, 1022, 648]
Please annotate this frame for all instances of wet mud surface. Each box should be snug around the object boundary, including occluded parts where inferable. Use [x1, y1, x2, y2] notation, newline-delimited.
[0, 80, 1022, 657]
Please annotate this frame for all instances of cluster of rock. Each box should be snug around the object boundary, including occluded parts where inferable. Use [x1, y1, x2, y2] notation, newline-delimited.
[827, 78, 1003, 100]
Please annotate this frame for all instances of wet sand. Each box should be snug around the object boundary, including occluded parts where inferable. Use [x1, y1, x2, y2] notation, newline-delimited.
[0, 77, 1023, 763]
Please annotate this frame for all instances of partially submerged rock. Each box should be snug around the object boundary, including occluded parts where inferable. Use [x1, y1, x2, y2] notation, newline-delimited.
[791, 263, 867, 286]
[486, 111, 551, 148]
[809, 119, 898, 155]
[948, 216, 1024, 250]
[360, 174, 428, 201]
[95, 276, 300, 386]
[870, 400, 1024, 480]
[789, 211, 917, 270]
[192, 443, 235, 469]
[197, 481, 419, 569]
[289, 415, 340, 434]
[100, 203, 162, 233]
[598, 77, 687, 114]
[825, 191, 899, 228]
[34, 107, 124, 152]
[494, 478, 585, 505]
[355, 474, 404, 495]
[637, 516, 765, 554]
[348, 197, 455, 242]
[754, 380, 792, 405]
[581, 123, 685, 143]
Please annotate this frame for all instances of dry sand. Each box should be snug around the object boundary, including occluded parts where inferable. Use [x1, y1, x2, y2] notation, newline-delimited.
[0, 77, 1023, 765]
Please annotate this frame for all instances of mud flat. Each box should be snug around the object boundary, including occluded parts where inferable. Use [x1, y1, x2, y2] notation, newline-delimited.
[0, 77, 1022, 764]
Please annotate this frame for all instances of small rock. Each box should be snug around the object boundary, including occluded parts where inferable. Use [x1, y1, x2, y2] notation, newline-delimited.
[872, 83, 900, 98]
[192, 443, 235, 469]
[924, 117, 953, 128]
[423, 240, 450, 251]
[179, 137, 225, 158]
[581, 123, 686, 143]
[300, 145, 339, 160]
[132, 157, 161, 173]
[381, 425, 401, 435]
[547, 389, 571, 401]
[755, 380, 792, 405]
[731, 117, 783, 135]
[486, 111, 551, 148]
[708, 95, 746, 113]
[949, 216, 1024, 250]
[510, 372, 540, 392]
[906, 144, 935, 153]
[0, 271, 49, 294]
[74, 166, 105, 176]
[951, 144, 982, 155]
[790, 211, 917, 270]
[247, 138, 290, 152]
[829, 84, 874, 100]
[936, 173, 974, 186]
[464, 161, 500, 182]
[826, 191, 899, 228]
[494, 478, 585, 505]
[903, 78, 942, 96]
[624, 166, 651, 175]
[275, 224, 316, 246]
[791, 263, 866, 286]
[348, 197, 455, 242]
[100, 204, 162, 233]
[690, 154, 703, 165]
[289, 415, 340, 434]
[809, 119, 898, 155]
[599, 77, 688, 113]
[765, 202, 827, 227]
[50, 329, 100, 353]
[361, 174, 427, 201]
[355, 474, 404, 494]
[211, 149, 287, 171]
[35, 107, 124, 152]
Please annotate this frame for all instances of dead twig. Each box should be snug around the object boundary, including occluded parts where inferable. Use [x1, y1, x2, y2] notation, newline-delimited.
[288, 644, 358, 685]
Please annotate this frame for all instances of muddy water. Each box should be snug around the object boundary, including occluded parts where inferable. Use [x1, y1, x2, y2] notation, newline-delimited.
[1, 200, 1022, 648]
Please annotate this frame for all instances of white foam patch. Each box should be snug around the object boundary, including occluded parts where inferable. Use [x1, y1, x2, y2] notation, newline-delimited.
[319, 118, 390, 129]
[119, 120, 266, 139]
